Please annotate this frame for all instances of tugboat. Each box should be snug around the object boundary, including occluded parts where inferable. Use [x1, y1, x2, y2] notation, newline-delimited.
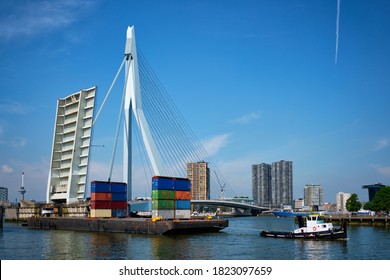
[260, 213, 347, 240]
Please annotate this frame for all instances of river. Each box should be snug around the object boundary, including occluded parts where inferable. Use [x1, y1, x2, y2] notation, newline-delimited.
[0, 216, 389, 260]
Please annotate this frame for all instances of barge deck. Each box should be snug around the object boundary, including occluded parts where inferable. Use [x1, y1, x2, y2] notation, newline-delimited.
[26, 217, 228, 235]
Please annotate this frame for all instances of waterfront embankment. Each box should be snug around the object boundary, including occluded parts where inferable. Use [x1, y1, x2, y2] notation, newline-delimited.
[325, 214, 389, 226]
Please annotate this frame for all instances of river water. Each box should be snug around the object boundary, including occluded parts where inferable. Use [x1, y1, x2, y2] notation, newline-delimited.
[0, 216, 389, 260]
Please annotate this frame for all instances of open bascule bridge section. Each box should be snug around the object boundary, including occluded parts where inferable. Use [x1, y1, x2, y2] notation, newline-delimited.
[38, 25, 266, 229]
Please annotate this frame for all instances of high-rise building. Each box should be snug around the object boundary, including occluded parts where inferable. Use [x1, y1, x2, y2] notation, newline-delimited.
[272, 160, 293, 208]
[187, 161, 210, 200]
[252, 160, 293, 208]
[252, 163, 271, 207]
[0, 187, 8, 201]
[336, 192, 351, 212]
[304, 184, 323, 209]
[362, 183, 386, 201]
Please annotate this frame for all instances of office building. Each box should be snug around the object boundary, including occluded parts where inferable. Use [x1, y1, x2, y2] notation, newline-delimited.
[187, 161, 210, 200]
[362, 183, 386, 201]
[304, 184, 323, 209]
[252, 163, 271, 207]
[272, 160, 293, 208]
[252, 160, 293, 208]
[0, 187, 8, 201]
[336, 192, 351, 212]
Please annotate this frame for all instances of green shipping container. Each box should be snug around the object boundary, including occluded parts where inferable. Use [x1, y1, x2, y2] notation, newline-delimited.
[152, 190, 175, 200]
[152, 199, 175, 210]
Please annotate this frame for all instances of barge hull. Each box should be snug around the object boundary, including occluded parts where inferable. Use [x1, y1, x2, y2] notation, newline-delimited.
[26, 217, 228, 235]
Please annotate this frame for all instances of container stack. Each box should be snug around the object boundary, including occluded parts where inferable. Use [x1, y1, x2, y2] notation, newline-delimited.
[90, 181, 128, 218]
[110, 182, 128, 218]
[152, 176, 191, 220]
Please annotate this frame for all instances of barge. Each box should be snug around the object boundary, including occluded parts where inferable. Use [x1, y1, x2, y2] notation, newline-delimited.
[26, 216, 228, 235]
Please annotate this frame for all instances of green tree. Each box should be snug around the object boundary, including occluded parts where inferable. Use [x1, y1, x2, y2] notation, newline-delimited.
[363, 200, 374, 211]
[371, 187, 390, 214]
[346, 193, 362, 212]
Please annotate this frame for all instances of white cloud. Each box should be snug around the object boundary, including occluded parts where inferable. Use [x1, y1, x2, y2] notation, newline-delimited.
[230, 111, 261, 125]
[1, 164, 13, 174]
[0, 101, 31, 114]
[374, 138, 389, 151]
[377, 166, 390, 177]
[11, 138, 27, 148]
[0, 0, 97, 41]
[201, 133, 232, 156]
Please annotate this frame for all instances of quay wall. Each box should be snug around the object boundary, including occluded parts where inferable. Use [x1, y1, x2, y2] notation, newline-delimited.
[325, 215, 389, 226]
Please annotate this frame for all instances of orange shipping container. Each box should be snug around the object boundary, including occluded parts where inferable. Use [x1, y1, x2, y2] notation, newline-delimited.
[175, 190, 191, 200]
[91, 192, 112, 201]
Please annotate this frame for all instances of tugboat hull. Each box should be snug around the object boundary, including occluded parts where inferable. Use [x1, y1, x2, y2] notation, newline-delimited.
[260, 222, 347, 240]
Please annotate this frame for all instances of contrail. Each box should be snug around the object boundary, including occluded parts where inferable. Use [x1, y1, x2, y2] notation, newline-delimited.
[335, 0, 341, 64]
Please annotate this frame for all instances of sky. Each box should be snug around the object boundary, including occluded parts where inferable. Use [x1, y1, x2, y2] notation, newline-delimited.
[0, 0, 389, 204]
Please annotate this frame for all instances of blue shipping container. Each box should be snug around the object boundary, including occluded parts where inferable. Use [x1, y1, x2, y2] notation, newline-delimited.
[174, 178, 191, 191]
[111, 182, 127, 193]
[112, 193, 127, 201]
[175, 200, 191, 210]
[152, 177, 175, 190]
[112, 209, 127, 218]
[91, 181, 111, 193]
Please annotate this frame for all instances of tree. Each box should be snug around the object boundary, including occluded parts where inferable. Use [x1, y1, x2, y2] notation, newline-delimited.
[363, 200, 374, 211]
[346, 193, 362, 212]
[371, 187, 390, 214]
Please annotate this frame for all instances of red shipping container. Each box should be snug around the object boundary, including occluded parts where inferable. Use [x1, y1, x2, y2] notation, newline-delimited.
[175, 191, 191, 200]
[111, 201, 128, 210]
[91, 192, 112, 201]
[90, 201, 111, 209]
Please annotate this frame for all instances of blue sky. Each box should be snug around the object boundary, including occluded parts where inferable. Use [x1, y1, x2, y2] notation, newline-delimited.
[0, 0, 389, 203]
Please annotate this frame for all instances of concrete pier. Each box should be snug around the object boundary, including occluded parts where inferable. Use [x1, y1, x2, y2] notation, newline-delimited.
[325, 215, 389, 226]
[26, 216, 228, 235]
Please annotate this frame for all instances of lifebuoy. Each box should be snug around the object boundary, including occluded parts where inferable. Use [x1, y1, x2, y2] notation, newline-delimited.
[312, 226, 317, 231]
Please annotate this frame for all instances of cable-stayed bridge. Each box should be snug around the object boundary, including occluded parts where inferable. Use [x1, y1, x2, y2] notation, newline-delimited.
[91, 26, 239, 201]
[48, 26, 267, 214]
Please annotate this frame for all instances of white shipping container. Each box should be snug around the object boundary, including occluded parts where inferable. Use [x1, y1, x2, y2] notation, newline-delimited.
[90, 209, 112, 218]
[175, 210, 191, 219]
[152, 209, 175, 219]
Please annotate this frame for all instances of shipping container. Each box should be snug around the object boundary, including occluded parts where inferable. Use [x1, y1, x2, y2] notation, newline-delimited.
[110, 182, 127, 193]
[174, 178, 191, 191]
[152, 199, 175, 210]
[91, 182, 111, 193]
[175, 190, 191, 200]
[175, 200, 191, 209]
[111, 201, 128, 210]
[152, 190, 175, 200]
[152, 176, 191, 191]
[91, 192, 112, 201]
[152, 176, 175, 190]
[152, 209, 175, 219]
[90, 201, 111, 209]
[112, 193, 127, 201]
[90, 209, 112, 218]
[175, 210, 191, 219]
[112, 209, 127, 218]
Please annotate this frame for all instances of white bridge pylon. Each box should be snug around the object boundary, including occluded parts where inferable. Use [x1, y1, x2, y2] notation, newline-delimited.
[123, 26, 167, 199]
